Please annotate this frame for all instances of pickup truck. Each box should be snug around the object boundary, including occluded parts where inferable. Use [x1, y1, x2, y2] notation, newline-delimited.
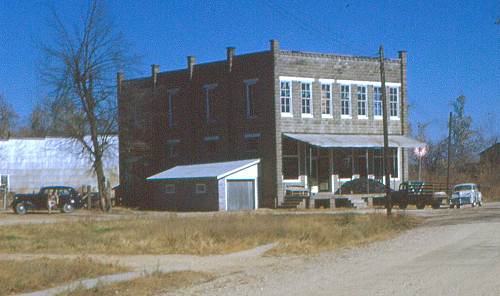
[12, 186, 82, 214]
[390, 181, 448, 209]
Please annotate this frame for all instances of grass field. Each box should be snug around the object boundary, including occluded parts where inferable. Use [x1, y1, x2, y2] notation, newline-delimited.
[0, 257, 128, 295]
[0, 212, 418, 255]
[57, 271, 214, 296]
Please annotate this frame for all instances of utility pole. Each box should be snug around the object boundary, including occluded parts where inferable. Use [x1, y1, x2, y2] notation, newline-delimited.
[446, 112, 452, 192]
[379, 45, 392, 217]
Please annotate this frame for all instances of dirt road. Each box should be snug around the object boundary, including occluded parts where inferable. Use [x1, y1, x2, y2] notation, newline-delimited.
[174, 203, 500, 296]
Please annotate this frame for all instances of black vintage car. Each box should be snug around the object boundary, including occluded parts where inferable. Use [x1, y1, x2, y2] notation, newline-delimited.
[12, 186, 82, 214]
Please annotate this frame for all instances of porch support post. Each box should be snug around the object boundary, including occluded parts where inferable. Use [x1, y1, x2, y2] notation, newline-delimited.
[366, 148, 370, 194]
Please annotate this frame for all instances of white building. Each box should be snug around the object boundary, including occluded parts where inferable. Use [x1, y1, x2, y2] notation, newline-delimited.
[0, 137, 118, 193]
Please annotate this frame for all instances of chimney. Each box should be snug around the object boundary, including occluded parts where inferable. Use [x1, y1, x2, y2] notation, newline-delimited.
[187, 56, 195, 80]
[116, 72, 124, 94]
[151, 64, 159, 87]
[270, 39, 280, 52]
[226, 47, 235, 72]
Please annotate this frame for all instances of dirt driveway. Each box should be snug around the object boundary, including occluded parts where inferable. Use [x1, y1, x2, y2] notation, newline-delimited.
[173, 203, 500, 296]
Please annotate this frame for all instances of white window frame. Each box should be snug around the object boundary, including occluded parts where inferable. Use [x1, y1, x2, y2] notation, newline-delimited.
[321, 83, 333, 118]
[389, 87, 400, 120]
[165, 184, 175, 194]
[167, 88, 178, 127]
[301, 82, 313, 118]
[203, 83, 217, 123]
[340, 84, 352, 118]
[244, 79, 258, 119]
[373, 86, 383, 120]
[195, 183, 207, 194]
[280, 80, 293, 117]
[357, 85, 368, 119]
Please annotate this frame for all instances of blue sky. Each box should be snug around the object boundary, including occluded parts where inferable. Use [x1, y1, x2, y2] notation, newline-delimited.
[0, 0, 498, 140]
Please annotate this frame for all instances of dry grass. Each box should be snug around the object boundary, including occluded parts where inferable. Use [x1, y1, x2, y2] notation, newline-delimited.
[0, 257, 128, 295]
[0, 213, 418, 255]
[58, 271, 214, 296]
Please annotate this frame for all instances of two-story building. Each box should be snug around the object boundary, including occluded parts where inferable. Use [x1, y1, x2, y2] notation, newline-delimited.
[118, 40, 423, 210]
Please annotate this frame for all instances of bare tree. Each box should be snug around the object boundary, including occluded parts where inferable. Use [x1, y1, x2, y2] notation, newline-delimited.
[40, 0, 135, 211]
[0, 94, 18, 138]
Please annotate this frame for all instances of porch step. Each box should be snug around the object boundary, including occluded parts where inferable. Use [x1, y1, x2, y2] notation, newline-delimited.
[278, 195, 306, 209]
[335, 197, 368, 209]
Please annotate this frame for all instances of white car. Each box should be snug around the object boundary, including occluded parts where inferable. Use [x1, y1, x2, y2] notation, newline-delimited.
[450, 183, 483, 208]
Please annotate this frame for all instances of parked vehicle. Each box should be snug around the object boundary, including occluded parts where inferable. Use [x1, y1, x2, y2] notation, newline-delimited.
[390, 181, 448, 209]
[450, 183, 483, 208]
[12, 186, 82, 214]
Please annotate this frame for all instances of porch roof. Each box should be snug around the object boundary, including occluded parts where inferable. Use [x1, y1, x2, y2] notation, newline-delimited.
[283, 133, 425, 148]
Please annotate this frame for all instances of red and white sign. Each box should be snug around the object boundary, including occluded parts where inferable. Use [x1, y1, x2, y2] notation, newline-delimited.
[414, 146, 428, 157]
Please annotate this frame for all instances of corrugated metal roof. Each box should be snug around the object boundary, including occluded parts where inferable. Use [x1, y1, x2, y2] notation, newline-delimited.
[147, 159, 260, 181]
[284, 133, 425, 148]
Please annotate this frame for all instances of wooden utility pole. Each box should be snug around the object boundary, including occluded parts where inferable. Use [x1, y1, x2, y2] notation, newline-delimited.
[446, 112, 452, 192]
[379, 45, 392, 216]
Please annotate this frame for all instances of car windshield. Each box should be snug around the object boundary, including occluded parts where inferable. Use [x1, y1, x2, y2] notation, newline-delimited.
[454, 185, 472, 192]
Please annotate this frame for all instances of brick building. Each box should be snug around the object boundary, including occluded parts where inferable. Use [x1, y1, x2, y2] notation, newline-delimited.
[118, 40, 423, 209]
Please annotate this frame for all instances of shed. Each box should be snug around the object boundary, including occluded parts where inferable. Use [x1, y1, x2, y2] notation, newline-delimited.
[147, 159, 260, 211]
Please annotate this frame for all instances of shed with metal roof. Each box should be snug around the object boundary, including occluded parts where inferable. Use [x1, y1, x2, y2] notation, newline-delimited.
[147, 159, 260, 211]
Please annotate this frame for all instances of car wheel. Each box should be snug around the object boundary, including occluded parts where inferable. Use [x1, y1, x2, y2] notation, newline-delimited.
[449, 204, 454, 209]
[399, 203, 408, 209]
[457, 204, 461, 209]
[15, 203, 27, 215]
[479, 201, 483, 207]
[61, 203, 74, 213]
[416, 203, 425, 210]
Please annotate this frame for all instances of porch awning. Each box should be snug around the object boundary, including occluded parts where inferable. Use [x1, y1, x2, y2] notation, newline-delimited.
[283, 133, 425, 148]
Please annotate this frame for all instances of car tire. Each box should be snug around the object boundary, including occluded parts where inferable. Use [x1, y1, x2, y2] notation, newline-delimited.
[399, 203, 408, 209]
[457, 204, 461, 209]
[15, 203, 27, 215]
[449, 204, 454, 209]
[61, 203, 74, 213]
[416, 203, 425, 210]
[479, 201, 483, 207]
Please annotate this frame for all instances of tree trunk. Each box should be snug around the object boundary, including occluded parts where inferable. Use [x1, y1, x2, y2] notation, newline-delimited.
[95, 155, 111, 212]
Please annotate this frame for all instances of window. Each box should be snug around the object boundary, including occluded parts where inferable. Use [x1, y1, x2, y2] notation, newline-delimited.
[204, 84, 217, 123]
[166, 140, 180, 159]
[301, 82, 312, 116]
[195, 183, 206, 194]
[244, 133, 260, 152]
[167, 89, 178, 127]
[321, 84, 332, 117]
[373, 86, 382, 118]
[357, 86, 367, 118]
[245, 79, 258, 118]
[282, 138, 299, 179]
[204, 136, 220, 155]
[280, 81, 292, 115]
[165, 184, 175, 194]
[340, 85, 351, 117]
[389, 87, 399, 118]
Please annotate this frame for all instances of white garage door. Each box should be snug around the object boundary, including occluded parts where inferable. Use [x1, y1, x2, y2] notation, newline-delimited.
[227, 180, 255, 211]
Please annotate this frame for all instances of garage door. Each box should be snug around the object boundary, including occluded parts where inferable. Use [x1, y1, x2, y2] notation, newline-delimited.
[227, 180, 255, 211]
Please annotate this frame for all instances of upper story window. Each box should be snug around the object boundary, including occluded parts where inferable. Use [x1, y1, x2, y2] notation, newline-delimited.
[244, 133, 260, 153]
[204, 135, 221, 155]
[166, 139, 180, 159]
[373, 86, 382, 118]
[389, 87, 399, 119]
[280, 81, 292, 116]
[301, 82, 312, 117]
[167, 89, 178, 127]
[340, 85, 351, 117]
[321, 83, 332, 117]
[357, 86, 367, 118]
[245, 79, 258, 119]
[204, 84, 217, 123]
